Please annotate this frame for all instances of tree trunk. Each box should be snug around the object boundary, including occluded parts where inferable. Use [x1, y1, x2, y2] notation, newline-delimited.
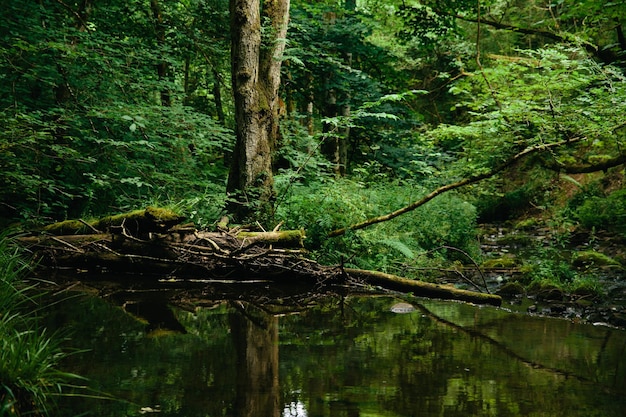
[150, 0, 171, 106]
[212, 68, 226, 124]
[231, 305, 280, 417]
[320, 10, 351, 177]
[227, 0, 290, 222]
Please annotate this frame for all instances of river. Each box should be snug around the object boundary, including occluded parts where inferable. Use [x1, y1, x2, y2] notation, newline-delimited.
[40, 282, 625, 417]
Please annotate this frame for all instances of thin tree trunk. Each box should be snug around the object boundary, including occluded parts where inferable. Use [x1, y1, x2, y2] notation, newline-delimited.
[212, 68, 226, 124]
[320, 10, 351, 177]
[150, 0, 171, 106]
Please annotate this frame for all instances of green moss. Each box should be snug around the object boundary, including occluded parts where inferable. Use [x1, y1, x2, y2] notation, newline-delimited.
[496, 233, 533, 246]
[43, 219, 92, 235]
[570, 276, 606, 300]
[571, 250, 622, 269]
[514, 218, 540, 230]
[496, 281, 526, 297]
[527, 281, 565, 301]
[43, 207, 184, 236]
[236, 229, 306, 247]
[482, 256, 518, 269]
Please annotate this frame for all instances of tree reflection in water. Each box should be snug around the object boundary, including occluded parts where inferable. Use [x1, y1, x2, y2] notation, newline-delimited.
[230, 302, 280, 417]
[42, 285, 626, 417]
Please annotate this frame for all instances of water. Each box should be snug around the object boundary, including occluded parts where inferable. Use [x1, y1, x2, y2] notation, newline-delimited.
[44, 288, 626, 417]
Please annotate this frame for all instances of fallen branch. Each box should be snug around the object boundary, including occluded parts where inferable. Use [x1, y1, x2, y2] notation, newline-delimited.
[345, 268, 501, 306]
[18, 231, 501, 306]
[328, 138, 582, 237]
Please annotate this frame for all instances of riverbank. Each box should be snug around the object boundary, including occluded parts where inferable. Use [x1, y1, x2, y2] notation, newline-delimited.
[0, 233, 81, 416]
[465, 222, 626, 328]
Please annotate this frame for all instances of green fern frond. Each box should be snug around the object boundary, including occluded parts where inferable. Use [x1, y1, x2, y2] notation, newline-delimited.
[380, 238, 415, 259]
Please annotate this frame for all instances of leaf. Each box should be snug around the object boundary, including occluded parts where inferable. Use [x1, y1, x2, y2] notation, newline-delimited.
[129, 123, 137, 132]
[380, 238, 415, 259]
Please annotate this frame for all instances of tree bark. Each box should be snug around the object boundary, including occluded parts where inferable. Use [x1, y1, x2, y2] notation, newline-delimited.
[320, 11, 351, 177]
[345, 269, 502, 306]
[231, 305, 280, 417]
[227, 0, 290, 222]
[212, 68, 226, 124]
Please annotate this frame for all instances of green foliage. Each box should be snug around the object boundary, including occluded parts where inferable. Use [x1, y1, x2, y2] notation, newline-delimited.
[0, 232, 82, 416]
[276, 177, 479, 272]
[1, 0, 625, 292]
[396, 1, 476, 47]
[0, 0, 233, 225]
[522, 251, 578, 288]
[575, 189, 626, 235]
[430, 45, 626, 173]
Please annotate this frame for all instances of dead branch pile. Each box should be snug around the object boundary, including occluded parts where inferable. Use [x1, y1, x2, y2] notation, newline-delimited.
[18, 210, 502, 306]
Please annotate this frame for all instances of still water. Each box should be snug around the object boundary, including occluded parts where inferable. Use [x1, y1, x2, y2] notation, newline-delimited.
[46, 290, 626, 417]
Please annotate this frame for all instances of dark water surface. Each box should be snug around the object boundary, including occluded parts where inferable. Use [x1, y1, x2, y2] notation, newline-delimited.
[46, 291, 626, 417]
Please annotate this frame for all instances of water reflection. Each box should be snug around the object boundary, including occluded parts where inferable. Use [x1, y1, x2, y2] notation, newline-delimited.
[230, 302, 280, 417]
[44, 289, 626, 417]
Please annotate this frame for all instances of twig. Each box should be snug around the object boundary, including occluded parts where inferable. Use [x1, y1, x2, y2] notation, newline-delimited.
[441, 245, 490, 294]
[49, 236, 84, 253]
[78, 219, 102, 234]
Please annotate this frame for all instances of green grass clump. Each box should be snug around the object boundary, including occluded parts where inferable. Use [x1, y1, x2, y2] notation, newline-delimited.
[520, 253, 578, 289]
[572, 250, 622, 269]
[0, 232, 82, 416]
[275, 178, 480, 273]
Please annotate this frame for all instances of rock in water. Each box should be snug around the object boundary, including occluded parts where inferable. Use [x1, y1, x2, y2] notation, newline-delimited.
[390, 302, 415, 314]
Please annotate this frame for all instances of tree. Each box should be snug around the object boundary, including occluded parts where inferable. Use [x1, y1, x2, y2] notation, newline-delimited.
[226, 0, 291, 222]
[0, 0, 234, 225]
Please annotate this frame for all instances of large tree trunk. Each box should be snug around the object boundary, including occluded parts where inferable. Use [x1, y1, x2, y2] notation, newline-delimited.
[227, 0, 290, 222]
[231, 305, 280, 417]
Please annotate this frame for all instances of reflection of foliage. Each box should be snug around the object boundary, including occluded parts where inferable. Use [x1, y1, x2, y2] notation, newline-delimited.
[34, 291, 626, 417]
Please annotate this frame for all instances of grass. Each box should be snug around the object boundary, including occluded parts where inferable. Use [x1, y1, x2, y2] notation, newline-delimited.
[0, 231, 83, 416]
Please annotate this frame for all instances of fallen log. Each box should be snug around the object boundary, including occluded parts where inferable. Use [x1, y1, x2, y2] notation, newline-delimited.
[20, 209, 501, 306]
[344, 269, 502, 306]
[42, 207, 185, 236]
[18, 228, 311, 279]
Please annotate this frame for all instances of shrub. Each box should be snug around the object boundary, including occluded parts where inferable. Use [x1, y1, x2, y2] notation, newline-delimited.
[576, 188, 626, 235]
[276, 179, 480, 271]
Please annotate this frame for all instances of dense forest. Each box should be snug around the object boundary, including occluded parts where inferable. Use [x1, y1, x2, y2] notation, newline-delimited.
[3, 0, 625, 267]
[2, 0, 625, 281]
[2, 0, 626, 414]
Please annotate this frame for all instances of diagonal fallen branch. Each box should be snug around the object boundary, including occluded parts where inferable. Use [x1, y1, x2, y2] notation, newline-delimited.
[328, 138, 582, 237]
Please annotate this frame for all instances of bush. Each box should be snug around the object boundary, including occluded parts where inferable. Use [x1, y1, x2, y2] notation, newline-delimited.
[576, 188, 626, 235]
[276, 178, 480, 272]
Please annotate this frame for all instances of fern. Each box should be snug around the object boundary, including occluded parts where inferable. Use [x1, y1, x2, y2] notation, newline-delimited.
[380, 238, 416, 259]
